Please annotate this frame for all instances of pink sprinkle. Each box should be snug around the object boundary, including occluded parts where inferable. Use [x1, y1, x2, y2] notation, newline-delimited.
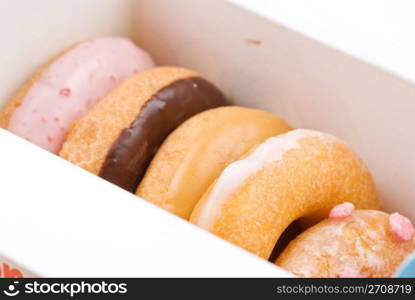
[41, 117, 47, 124]
[329, 202, 355, 220]
[109, 75, 117, 82]
[337, 266, 364, 278]
[389, 213, 414, 242]
[60, 127, 65, 132]
[47, 136, 54, 143]
[53, 117, 60, 122]
[60, 88, 71, 97]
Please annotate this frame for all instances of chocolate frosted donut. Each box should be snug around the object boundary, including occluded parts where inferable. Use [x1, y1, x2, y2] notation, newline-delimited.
[60, 67, 228, 192]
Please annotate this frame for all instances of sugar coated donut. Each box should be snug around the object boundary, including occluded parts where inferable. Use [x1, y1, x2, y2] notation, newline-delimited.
[0, 37, 154, 153]
[190, 129, 380, 259]
[276, 205, 415, 277]
[60, 67, 228, 192]
[137, 106, 291, 219]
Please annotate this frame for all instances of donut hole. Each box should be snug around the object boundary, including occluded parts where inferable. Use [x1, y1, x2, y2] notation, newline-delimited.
[268, 220, 302, 262]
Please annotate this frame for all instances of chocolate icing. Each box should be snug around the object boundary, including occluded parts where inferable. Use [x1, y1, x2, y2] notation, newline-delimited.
[99, 76, 228, 192]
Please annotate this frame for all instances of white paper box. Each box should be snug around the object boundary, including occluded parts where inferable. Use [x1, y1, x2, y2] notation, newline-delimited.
[0, 0, 414, 277]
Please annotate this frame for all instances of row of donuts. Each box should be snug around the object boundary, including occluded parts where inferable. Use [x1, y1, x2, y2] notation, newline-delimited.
[1, 37, 413, 277]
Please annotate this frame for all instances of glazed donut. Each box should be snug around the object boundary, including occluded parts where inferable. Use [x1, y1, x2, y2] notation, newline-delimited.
[137, 106, 291, 219]
[0, 37, 154, 153]
[190, 129, 380, 259]
[60, 66, 228, 192]
[276, 203, 415, 277]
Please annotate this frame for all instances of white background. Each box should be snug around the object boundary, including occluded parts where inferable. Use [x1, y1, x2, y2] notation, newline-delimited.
[231, 0, 415, 83]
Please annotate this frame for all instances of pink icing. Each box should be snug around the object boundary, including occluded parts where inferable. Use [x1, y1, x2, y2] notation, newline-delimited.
[389, 213, 414, 242]
[336, 266, 364, 278]
[329, 202, 355, 220]
[7, 37, 154, 153]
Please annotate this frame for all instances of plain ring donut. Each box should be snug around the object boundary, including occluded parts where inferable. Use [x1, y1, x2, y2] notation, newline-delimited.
[190, 129, 380, 259]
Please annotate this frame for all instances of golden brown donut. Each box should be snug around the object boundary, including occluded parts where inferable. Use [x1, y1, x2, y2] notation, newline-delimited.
[190, 129, 380, 259]
[60, 66, 228, 192]
[136, 106, 291, 219]
[276, 204, 415, 277]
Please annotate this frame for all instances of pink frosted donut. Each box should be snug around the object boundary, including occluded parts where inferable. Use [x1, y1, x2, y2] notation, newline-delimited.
[0, 37, 154, 153]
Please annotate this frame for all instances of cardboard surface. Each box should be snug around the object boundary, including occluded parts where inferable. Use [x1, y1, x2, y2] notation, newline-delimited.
[231, 0, 415, 84]
[0, 130, 289, 277]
